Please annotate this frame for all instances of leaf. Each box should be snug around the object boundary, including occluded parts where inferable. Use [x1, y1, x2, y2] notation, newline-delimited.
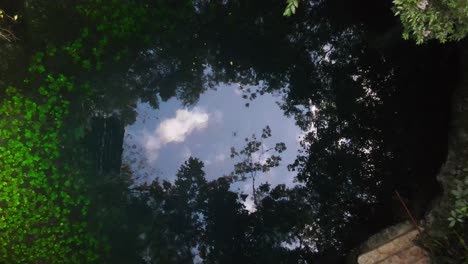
[290, 5, 296, 14]
[449, 220, 456, 228]
[37, 65, 46, 73]
[293, 0, 299, 8]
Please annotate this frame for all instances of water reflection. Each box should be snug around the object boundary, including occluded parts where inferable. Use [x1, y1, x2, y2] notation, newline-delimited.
[0, 0, 461, 262]
[122, 83, 301, 192]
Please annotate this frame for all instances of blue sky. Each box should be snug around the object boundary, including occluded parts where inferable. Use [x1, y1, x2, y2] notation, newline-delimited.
[122, 83, 303, 205]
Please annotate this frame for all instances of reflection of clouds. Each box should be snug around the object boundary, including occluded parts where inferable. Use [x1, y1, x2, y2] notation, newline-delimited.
[182, 146, 192, 160]
[122, 106, 211, 183]
[122, 83, 302, 191]
[145, 108, 209, 161]
[234, 86, 243, 96]
[214, 153, 226, 162]
[202, 152, 227, 177]
[203, 152, 227, 165]
[122, 136, 160, 183]
[242, 182, 257, 212]
[251, 150, 268, 166]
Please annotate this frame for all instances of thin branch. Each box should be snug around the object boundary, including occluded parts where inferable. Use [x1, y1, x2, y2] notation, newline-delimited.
[395, 190, 421, 233]
[395, 190, 436, 254]
[0, 10, 19, 42]
[0, 28, 17, 42]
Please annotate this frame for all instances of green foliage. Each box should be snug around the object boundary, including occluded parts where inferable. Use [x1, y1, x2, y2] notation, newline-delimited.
[22, 0, 152, 80]
[393, 0, 468, 44]
[136, 157, 315, 263]
[448, 176, 468, 227]
[284, 0, 468, 43]
[71, 0, 151, 72]
[283, 0, 299, 17]
[0, 0, 151, 260]
[1, 0, 462, 262]
[77, 0, 149, 40]
[137, 158, 209, 263]
[0, 81, 98, 263]
[420, 228, 468, 263]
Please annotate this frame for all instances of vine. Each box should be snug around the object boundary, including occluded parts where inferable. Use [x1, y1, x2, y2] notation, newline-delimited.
[0, 0, 155, 262]
[0, 80, 98, 263]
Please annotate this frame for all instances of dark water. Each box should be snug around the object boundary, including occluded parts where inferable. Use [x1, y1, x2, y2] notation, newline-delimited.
[0, 0, 462, 263]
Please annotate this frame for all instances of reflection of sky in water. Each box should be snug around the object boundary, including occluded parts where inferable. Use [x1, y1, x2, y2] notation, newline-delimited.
[122, 83, 302, 203]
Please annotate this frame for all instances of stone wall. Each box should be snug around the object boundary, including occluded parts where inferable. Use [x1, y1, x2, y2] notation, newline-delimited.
[354, 40, 468, 264]
[357, 221, 429, 264]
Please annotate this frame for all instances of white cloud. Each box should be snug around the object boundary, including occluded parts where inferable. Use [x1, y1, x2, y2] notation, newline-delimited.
[234, 87, 243, 96]
[243, 195, 257, 212]
[214, 153, 226, 162]
[202, 153, 226, 176]
[182, 146, 192, 160]
[145, 108, 209, 160]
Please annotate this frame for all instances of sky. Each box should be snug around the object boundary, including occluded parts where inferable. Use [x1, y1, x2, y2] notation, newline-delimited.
[121, 82, 304, 205]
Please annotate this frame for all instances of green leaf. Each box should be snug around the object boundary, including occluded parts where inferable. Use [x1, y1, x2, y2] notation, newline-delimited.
[37, 65, 46, 73]
[449, 220, 456, 228]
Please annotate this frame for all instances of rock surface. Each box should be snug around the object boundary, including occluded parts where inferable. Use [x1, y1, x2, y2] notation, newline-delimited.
[358, 224, 429, 264]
